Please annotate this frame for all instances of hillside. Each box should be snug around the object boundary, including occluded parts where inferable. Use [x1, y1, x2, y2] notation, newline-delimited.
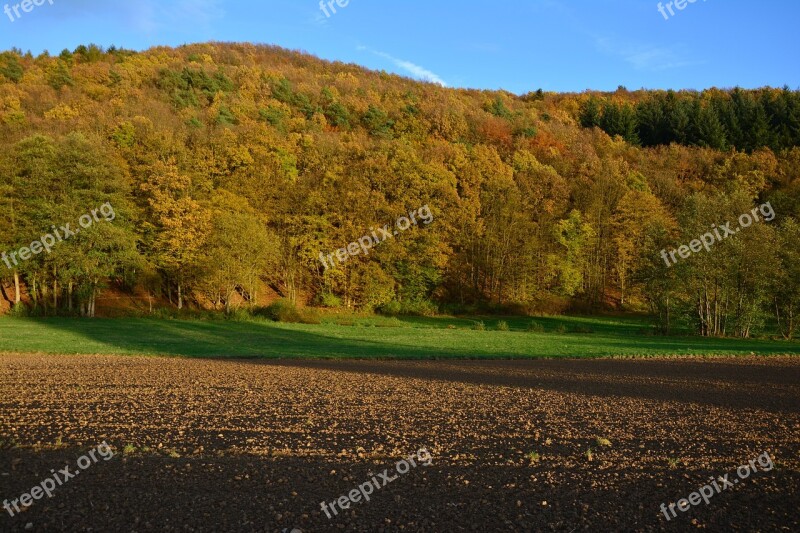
[0, 42, 798, 338]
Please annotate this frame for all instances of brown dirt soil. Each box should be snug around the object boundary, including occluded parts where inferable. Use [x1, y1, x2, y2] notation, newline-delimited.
[0, 354, 798, 532]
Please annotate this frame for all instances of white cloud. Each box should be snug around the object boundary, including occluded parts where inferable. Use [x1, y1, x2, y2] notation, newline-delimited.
[595, 37, 704, 72]
[360, 47, 448, 87]
[310, 10, 330, 26]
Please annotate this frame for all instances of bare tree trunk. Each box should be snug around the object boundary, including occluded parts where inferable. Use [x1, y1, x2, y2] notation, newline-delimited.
[53, 268, 58, 310]
[699, 295, 706, 336]
[775, 298, 785, 339]
[13, 271, 20, 304]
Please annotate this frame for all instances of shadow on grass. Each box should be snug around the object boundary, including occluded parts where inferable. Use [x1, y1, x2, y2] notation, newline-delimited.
[394, 314, 659, 334]
[9, 317, 465, 358]
[1, 316, 798, 360]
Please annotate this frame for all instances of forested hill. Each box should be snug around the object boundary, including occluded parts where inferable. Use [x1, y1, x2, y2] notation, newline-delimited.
[0, 43, 798, 337]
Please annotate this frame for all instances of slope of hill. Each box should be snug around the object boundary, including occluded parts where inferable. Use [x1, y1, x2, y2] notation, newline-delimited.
[0, 42, 798, 338]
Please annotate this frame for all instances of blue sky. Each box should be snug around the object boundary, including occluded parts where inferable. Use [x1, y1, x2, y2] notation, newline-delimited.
[0, 0, 797, 93]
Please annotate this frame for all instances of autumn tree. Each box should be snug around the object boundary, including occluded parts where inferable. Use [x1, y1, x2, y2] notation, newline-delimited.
[140, 160, 210, 309]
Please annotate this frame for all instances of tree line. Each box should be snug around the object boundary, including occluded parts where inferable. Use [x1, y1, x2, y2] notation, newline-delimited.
[579, 87, 800, 153]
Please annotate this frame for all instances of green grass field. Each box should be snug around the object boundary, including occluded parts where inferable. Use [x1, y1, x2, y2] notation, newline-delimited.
[0, 315, 798, 359]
